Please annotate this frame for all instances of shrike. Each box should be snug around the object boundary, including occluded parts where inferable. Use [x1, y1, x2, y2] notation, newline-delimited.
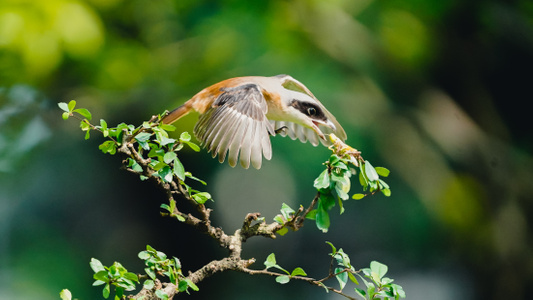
[162, 74, 347, 169]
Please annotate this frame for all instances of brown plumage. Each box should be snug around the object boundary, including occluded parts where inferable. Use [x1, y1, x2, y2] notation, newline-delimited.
[162, 75, 347, 169]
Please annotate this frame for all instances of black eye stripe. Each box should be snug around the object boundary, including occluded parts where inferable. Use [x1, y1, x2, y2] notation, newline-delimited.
[290, 100, 327, 120]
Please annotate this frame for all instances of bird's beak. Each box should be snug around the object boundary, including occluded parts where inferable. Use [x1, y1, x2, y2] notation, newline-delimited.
[312, 119, 337, 141]
[325, 119, 336, 131]
[313, 119, 336, 131]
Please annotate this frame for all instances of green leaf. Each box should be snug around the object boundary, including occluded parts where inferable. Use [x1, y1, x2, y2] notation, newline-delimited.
[173, 158, 185, 181]
[84, 129, 91, 140]
[375, 167, 390, 177]
[334, 249, 351, 268]
[319, 193, 336, 211]
[314, 170, 330, 190]
[305, 209, 317, 220]
[185, 172, 206, 185]
[366, 283, 376, 298]
[338, 197, 345, 214]
[158, 165, 173, 183]
[352, 193, 365, 200]
[163, 152, 177, 164]
[185, 279, 199, 291]
[155, 289, 169, 300]
[73, 108, 92, 120]
[124, 272, 139, 283]
[135, 132, 152, 142]
[276, 227, 288, 236]
[62, 112, 70, 120]
[168, 199, 176, 213]
[329, 154, 341, 165]
[160, 123, 176, 131]
[335, 267, 348, 291]
[381, 188, 392, 197]
[158, 136, 176, 146]
[364, 161, 379, 182]
[325, 241, 337, 255]
[90, 258, 105, 273]
[138, 251, 150, 260]
[59, 289, 72, 300]
[276, 275, 290, 284]
[68, 100, 76, 111]
[358, 170, 367, 188]
[334, 175, 350, 200]
[145, 267, 156, 280]
[160, 203, 170, 213]
[80, 120, 91, 131]
[100, 119, 108, 136]
[290, 267, 307, 277]
[58, 102, 70, 112]
[191, 192, 211, 204]
[370, 261, 388, 281]
[355, 288, 366, 298]
[128, 159, 143, 173]
[378, 179, 390, 190]
[183, 140, 201, 152]
[391, 283, 406, 298]
[280, 203, 295, 220]
[264, 253, 277, 269]
[99, 140, 117, 155]
[174, 257, 182, 269]
[92, 280, 106, 286]
[179, 132, 192, 142]
[94, 270, 109, 282]
[348, 272, 359, 285]
[315, 204, 330, 233]
[177, 280, 189, 293]
[102, 283, 110, 299]
[273, 215, 284, 224]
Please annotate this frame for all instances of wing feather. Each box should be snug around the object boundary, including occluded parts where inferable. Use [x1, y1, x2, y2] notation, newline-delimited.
[227, 116, 248, 167]
[239, 118, 255, 169]
[251, 121, 264, 169]
[193, 83, 272, 169]
[215, 111, 243, 162]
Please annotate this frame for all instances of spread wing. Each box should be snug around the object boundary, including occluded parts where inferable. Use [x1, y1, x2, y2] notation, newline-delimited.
[194, 84, 275, 169]
[270, 119, 343, 147]
[270, 120, 322, 146]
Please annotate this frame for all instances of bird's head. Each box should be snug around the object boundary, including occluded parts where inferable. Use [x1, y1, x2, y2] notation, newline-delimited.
[273, 74, 346, 142]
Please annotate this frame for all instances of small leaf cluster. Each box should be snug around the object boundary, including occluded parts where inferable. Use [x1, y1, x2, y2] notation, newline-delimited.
[355, 261, 406, 300]
[352, 161, 391, 200]
[132, 128, 200, 184]
[311, 154, 353, 232]
[326, 241, 360, 292]
[89, 246, 199, 300]
[328, 242, 405, 299]
[327, 242, 406, 299]
[263, 242, 405, 300]
[59, 100, 132, 144]
[59, 101, 211, 205]
[139, 245, 198, 298]
[310, 153, 391, 232]
[130, 128, 212, 204]
[90, 258, 139, 300]
[264, 253, 307, 284]
[273, 203, 296, 236]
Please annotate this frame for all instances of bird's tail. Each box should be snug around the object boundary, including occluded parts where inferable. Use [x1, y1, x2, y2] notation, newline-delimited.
[161, 102, 193, 124]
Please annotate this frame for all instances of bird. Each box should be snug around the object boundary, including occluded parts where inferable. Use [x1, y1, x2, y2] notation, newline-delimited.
[161, 74, 347, 169]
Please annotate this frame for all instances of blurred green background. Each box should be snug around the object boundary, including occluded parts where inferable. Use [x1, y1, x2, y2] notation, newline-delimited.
[1, 0, 532, 299]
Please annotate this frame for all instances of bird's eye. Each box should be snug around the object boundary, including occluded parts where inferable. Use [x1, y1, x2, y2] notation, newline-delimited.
[307, 107, 316, 116]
